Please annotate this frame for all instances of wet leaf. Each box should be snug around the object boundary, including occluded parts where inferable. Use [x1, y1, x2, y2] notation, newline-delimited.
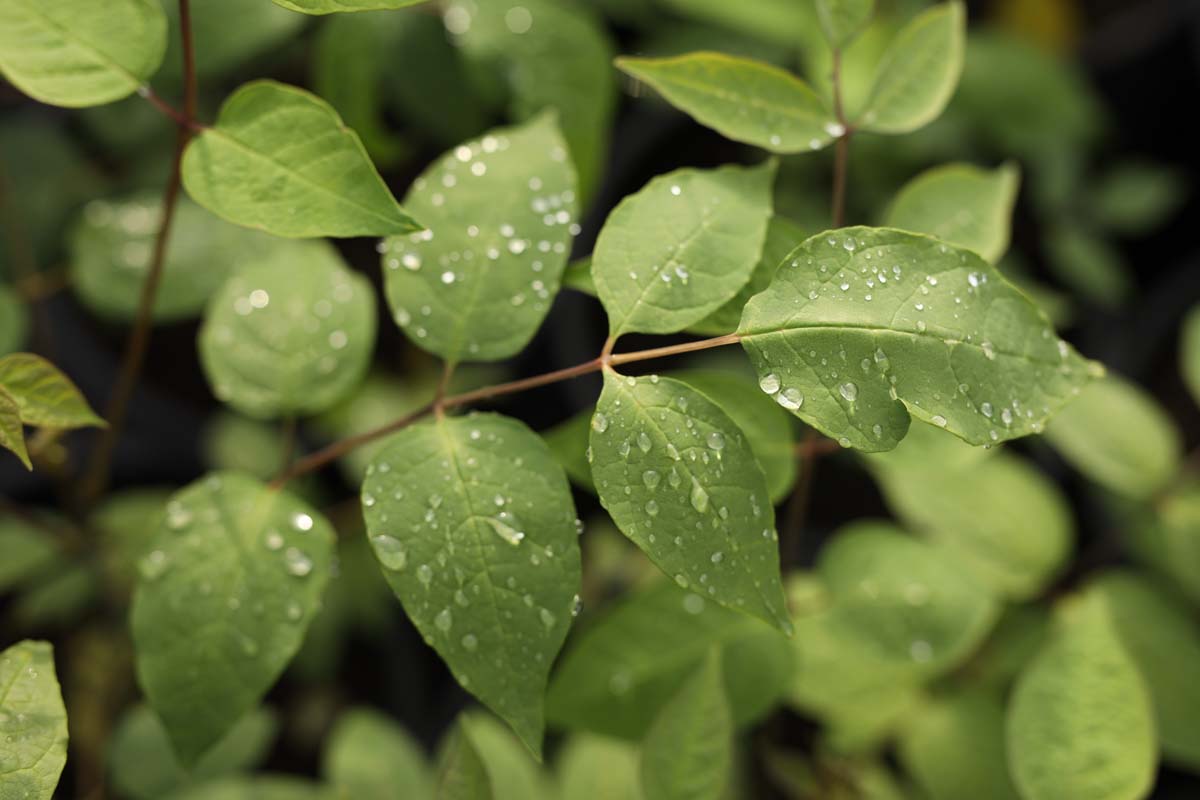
[0, 641, 68, 799]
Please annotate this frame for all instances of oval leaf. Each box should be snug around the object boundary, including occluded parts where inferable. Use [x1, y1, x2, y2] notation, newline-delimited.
[0, 353, 104, 429]
[198, 241, 376, 419]
[381, 114, 577, 363]
[594, 162, 776, 338]
[0, 0, 166, 107]
[589, 372, 789, 630]
[361, 412, 582, 757]
[131, 472, 335, 764]
[181, 80, 420, 238]
[616, 53, 838, 154]
[738, 227, 1100, 452]
[322, 708, 432, 800]
[0, 641, 68, 800]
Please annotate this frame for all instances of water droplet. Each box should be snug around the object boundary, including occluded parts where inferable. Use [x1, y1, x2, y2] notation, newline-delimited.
[759, 373, 780, 395]
[644, 500, 660, 516]
[486, 517, 525, 546]
[711, 551, 724, 564]
[372, 535, 408, 570]
[981, 402, 993, 418]
[435, 608, 453, 632]
[838, 382, 858, 402]
[292, 513, 314, 532]
[637, 432, 652, 453]
[417, 564, 433, 587]
[931, 415, 947, 427]
[539, 608, 557, 628]
[591, 413, 608, 433]
[138, 549, 169, 580]
[284, 547, 313, 577]
[571, 594, 584, 617]
[776, 388, 804, 410]
[690, 479, 710, 513]
[642, 469, 660, 490]
[706, 431, 725, 451]
[461, 633, 478, 651]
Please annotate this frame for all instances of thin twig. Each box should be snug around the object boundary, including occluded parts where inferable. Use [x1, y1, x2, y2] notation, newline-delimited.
[829, 48, 851, 229]
[782, 428, 822, 567]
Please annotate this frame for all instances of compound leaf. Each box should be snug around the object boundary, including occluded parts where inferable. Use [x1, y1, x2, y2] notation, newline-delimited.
[738, 227, 1100, 452]
[181, 80, 420, 238]
[361, 412, 582, 757]
[0, 641, 67, 800]
[131, 473, 335, 764]
[274, 0, 426, 13]
[0, 353, 104, 429]
[382, 114, 577, 363]
[322, 708, 432, 800]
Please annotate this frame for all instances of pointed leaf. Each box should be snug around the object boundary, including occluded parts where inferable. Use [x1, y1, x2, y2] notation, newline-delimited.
[381, 114, 577, 363]
[131, 473, 335, 763]
[0, 285, 29, 355]
[738, 227, 1100, 452]
[594, 162, 775, 337]
[361, 412, 582, 757]
[436, 721, 494, 800]
[856, 2, 965, 134]
[0, 641, 68, 800]
[274, 0, 427, 13]
[640, 652, 732, 800]
[198, 241, 376, 419]
[0, 353, 104, 429]
[0, 0, 166, 107]
[590, 372, 789, 630]
[322, 708, 433, 800]
[816, 0, 875, 48]
[1007, 592, 1156, 800]
[0, 386, 30, 470]
[181, 80, 420, 238]
[461, 713, 554, 800]
[615, 53, 838, 154]
[557, 735, 643, 800]
[884, 162, 1020, 263]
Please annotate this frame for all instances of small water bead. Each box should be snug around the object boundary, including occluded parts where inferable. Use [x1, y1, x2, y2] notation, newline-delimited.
[759, 373, 781, 395]
[1000, 408, 1014, 426]
[980, 401, 994, 418]
[417, 564, 433, 587]
[667, 467, 682, 488]
[138, 549, 169, 580]
[637, 432, 652, 453]
[372, 535, 408, 570]
[264, 531, 284, 551]
[838, 382, 858, 402]
[435, 608, 453, 632]
[981, 340, 996, 360]
[286, 602, 303, 622]
[707, 432, 725, 451]
[931, 415, 948, 428]
[571, 594, 584, 617]
[539, 608, 557, 629]
[711, 551, 724, 564]
[642, 469, 661, 490]
[775, 388, 804, 410]
[284, 547, 313, 577]
[591, 413, 609, 433]
[486, 517, 525, 546]
[292, 513, 314, 532]
[670, 184, 682, 196]
[689, 479, 710, 513]
[910, 640, 933, 662]
[644, 500, 660, 516]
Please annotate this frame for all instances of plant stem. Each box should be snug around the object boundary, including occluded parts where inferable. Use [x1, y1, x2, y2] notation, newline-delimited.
[830, 48, 851, 229]
[79, 0, 198, 507]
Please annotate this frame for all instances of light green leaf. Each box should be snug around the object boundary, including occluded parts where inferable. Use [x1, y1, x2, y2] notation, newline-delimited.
[658, 0, 816, 48]
[274, 0, 426, 13]
[965, 603, 1050, 691]
[856, 2, 965, 134]
[868, 423, 1072, 599]
[70, 194, 285, 323]
[547, 580, 792, 739]
[1045, 374, 1181, 499]
[1091, 570, 1200, 771]
[0, 641, 68, 800]
[557, 735, 643, 800]
[181, 80, 420, 238]
[815, 0, 875, 48]
[1008, 592, 1156, 800]
[198, 241, 376, 419]
[131, 472, 335, 764]
[590, 373, 790, 630]
[323, 708, 433, 800]
[0, 353, 104, 429]
[738, 227, 1100, 452]
[1180, 305, 1200, 408]
[884, 162, 1020, 263]
[436, 721, 494, 800]
[1129, 481, 1200, 608]
[382, 114, 577, 363]
[640, 652, 732, 800]
[1090, 162, 1186, 236]
[0, 386, 29, 470]
[594, 162, 775, 337]
[0, 286, 29, 355]
[461, 713, 553, 800]
[0, 514, 59, 591]
[173, 776, 332, 800]
[897, 689, 1019, 800]
[0, 0, 166, 107]
[690, 216, 805, 336]
[361, 412, 582, 757]
[109, 705, 278, 800]
[615, 53, 838, 154]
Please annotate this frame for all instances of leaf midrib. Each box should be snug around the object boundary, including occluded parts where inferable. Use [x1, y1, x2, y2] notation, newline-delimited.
[10, 0, 144, 87]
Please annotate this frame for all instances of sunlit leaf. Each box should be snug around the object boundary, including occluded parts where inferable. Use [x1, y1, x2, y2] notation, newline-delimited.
[0, 353, 104, 429]
[1129, 481, 1200, 608]
[0, 641, 68, 800]
[0, 386, 30, 470]
[322, 708, 433, 800]
[461, 712, 554, 800]
[557, 735, 643, 800]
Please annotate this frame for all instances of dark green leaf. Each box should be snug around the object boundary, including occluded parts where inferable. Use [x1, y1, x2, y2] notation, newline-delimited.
[0, 514, 59, 591]
[1090, 162, 1186, 236]
[0, 286, 29, 355]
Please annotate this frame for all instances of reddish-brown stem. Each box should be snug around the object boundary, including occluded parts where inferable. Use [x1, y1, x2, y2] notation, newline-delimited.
[829, 48, 851, 229]
[609, 332, 740, 365]
[782, 428, 823, 567]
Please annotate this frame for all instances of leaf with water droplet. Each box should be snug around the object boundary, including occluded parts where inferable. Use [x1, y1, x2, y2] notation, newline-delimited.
[1007, 590, 1156, 800]
[361, 412, 581, 757]
[382, 114, 577, 364]
[885, 162, 1020, 263]
[322, 708, 432, 800]
[617, 52, 838, 154]
[739, 227, 1100, 452]
[131, 472, 334, 764]
[590, 372, 789, 630]
[593, 161, 776, 338]
[198, 240, 376, 419]
[0, 640, 67, 799]
[181, 80, 420, 238]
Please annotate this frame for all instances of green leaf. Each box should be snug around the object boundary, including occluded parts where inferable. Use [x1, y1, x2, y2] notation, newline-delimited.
[690, 216, 805, 336]
[158, 0, 305, 85]
[671, 370, 797, 502]
[131, 472, 335, 764]
[381, 114, 577, 363]
[542, 409, 597, 494]
[0, 353, 104, 429]
[547, 580, 792, 739]
[0, 641, 68, 800]
[70, 194, 286, 323]
[590, 373, 790, 630]
[322, 708, 433, 800]
[274, 0, 426, 13]
[1007, 592, 1156, 800]
[436, 721, 493, 800]
[659, 0, 815, 47]
[640, 652, 732, 800]
[0, 514, 60, 592]
[109, 705, 278, 800]
[1129, 481, 1200, 607]
[557, 735, 643, 800]
[615, 53, 838, 154]
[181, 80, 420, 238]
[0, 386, 30, 470]
[1090, 162, 1186, 236]
[0, 285, 29, 355]
[0, 0, 167, 107]
[856, 2, 965, 134]
[815, 0, 875, 48]
[198, 241, 376, 419]
[1044, 224, 1131, 310]
[461, 712, 553, 800]
[1045, 374, 1182, 499]
[867, 423, 1072, 599]
[361, 412, 582, 757]
[594, 162, 776, 337]
[1090, 570, 1200, 771]
[738, 227, 1100, 452]
[884, 162, 1020, 263]
[173, 776, 333, 800]
[897, 689, 1020, 800]
[1181, 305, 1200, 408]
